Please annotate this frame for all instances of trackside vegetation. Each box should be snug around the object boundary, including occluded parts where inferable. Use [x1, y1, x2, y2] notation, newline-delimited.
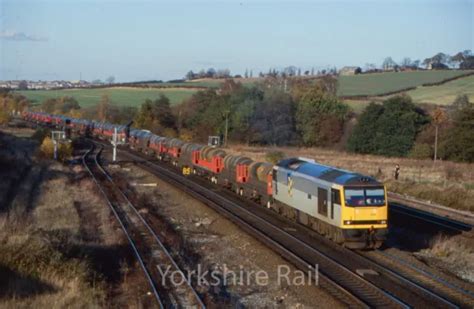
[4, 75, 474, 163]
[347, 96, 429, 157]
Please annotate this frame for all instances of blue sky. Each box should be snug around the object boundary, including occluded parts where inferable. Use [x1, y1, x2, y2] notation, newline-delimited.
[1, 0, 472, 81]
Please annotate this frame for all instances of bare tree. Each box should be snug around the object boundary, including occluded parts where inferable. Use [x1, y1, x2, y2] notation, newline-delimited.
[185, 70, 195, 80]
[382, 57, 397, 70]
[401, 57, 412, 67]
[106, 76, 115, 84]
[365, 63, 376, 71]
[98, 94, 111, 121]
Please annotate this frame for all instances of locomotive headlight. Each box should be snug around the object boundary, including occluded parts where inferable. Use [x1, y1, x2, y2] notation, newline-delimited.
[344, 220, 352, 225]
[380, 220, 387, 224]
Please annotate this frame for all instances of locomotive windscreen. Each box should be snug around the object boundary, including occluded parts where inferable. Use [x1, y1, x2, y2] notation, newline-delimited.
[344, 187, 385, 206]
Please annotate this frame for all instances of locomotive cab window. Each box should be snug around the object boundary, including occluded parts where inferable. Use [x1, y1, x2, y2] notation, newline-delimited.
[344, 187, 386, 207]
[331, 189, 341, 204]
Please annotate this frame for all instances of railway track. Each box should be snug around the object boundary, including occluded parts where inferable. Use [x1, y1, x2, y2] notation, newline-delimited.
[389, 201, 473, 234]
[82, 144, 206, 309]
[359, 250, 474, 308]
[93, 140, 474, 308]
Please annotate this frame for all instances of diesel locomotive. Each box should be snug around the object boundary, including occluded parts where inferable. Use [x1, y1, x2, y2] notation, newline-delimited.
[23, 111, 388, 249]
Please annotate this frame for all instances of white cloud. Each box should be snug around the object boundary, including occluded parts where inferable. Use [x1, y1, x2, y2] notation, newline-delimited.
[0, 30, 48, 42]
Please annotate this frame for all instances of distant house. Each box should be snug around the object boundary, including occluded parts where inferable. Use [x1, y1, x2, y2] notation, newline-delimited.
[339, 66, 362, 76]
[427, 62, 449, 70]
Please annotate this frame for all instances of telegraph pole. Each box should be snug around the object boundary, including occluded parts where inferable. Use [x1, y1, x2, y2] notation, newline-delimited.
[224, 111, 229, 147]
[112, 127, 118, 162]
[434, 125, 438, 163]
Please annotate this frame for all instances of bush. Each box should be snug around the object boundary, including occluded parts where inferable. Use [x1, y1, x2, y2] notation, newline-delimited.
[0, 109, 11, 125]
[39, 137, 72, 161]
[179, 128, 194, 142]
[31, 128, 50, 143]
[409, 143, 433, 159]
[265, 150, 286, 164]
[439, 105, 474, 163]
[347, 95, 429, 156]
[296, 86, 348, 146]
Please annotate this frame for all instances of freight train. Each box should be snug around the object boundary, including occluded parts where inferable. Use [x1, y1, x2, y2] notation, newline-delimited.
[23, 111, 388, 249]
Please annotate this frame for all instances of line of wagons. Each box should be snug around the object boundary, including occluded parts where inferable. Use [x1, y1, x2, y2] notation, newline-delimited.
[23, 111, 389, 249]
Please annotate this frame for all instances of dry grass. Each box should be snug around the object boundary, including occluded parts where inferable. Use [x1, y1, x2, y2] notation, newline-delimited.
[226, 144, 474, 211]
[417, 236, 474, 283]
[33, 165, 80, 233]
[0, 232, 105, 308]
[0, 160, 106, 308]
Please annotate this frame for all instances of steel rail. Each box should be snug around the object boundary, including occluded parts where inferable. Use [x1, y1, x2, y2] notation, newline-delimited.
[92, 145, 206, 309]
[107, 144, 410, 308]
[82, 145, 164, 308]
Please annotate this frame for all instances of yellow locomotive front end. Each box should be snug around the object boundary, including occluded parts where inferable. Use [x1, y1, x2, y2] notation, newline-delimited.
[339, 185, 388, 248]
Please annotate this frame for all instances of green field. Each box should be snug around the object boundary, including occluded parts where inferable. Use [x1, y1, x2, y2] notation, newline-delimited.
[404, 74, 474, 105]
[16, 71, 474, 110]
[17, 87, 198, 107]
[167, 78, 257, 88]
[343, 99, 374, 114]
[337, 70, 473, 97]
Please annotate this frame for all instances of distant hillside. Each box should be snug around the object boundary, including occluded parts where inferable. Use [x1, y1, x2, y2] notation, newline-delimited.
[16, 71, 474, 109]
[337, 70, 473, 97]
[17, 87, 197, 107]
[403, 74, 474, 105]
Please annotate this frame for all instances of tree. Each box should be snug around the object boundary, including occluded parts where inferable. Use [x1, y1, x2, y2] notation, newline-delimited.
[177, 89, 222, 141]
[250, 89, 297, 145]
[460, 56, 474, 69]
[18, 80, 28, 90]
[401, 57, 412, 67]
[365, 63, 377, 71]
[424, 52, 449, 68]
[431, 52, 448, 65]
[440, 105, 474, 162]
[230, 90, 262, 143]
[98, 94, 111, 121]
[0, 108, 10, 124]
[382, 57, 397, 70]
[42, 98, 58, 113]
[283, 66, 297, 76]
[58, 97, 80, 114]
[41, 96, 80, 114]
[134, 95, 176, 134]
[206, 68, 216, 78]
[422, 57, 432, 68]
[348, 95, 429, 156]
[347, 103, 384, 154]
[452, 94, 471, 110]
[318, 75, 338, 96]
[106, 76, 115, 84]
[296, 85, 348, 146]
[244, 69, 249, 79]
[186, 70, 195, 80]
[432, 107, 447, 162]
[215, 69, 231, 78]
[412, 59, 421, 68]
